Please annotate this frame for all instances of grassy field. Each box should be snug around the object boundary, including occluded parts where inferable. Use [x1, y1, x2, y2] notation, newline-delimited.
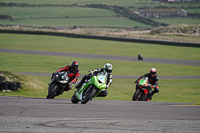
[152, 18, 200, 25]
[0, 6, 150, 27]
[0, 7, 117, 18]
[0, 33, 200, 103]
[1, 0, 200, 8]
[0, 0, 143, 5]
[0, 1, 199, 27]
[1, 33, 200, 60]
[0, 17, 150, 27]
[185, 9, 200, 14]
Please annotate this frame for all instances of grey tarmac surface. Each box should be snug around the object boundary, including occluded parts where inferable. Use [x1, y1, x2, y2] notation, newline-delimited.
[0, 96, 200, 133]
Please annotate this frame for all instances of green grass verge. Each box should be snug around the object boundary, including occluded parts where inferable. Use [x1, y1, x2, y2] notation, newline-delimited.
[1, 53, 200, 76]
[1, 33, 200, 60]
[0, 75, 199, 104]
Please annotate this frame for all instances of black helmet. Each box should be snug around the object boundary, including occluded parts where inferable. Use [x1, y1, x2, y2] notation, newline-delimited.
[71, 61, 79, 73]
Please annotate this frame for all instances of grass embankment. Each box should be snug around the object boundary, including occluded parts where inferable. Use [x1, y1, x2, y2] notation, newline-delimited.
[0, 33, 200, 103]
[0, 71, 46, 95]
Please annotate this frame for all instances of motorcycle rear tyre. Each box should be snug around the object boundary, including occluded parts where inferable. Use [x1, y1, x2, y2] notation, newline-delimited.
[81, 88, 97, 104]
[71, 93, 79, 104]
[46, 84, 57, 99]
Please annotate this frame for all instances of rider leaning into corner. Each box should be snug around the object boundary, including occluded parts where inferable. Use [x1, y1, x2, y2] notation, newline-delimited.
[75, 63, 113, 97]
[51, 61, 80, 91]
[135, 68, 159, 100]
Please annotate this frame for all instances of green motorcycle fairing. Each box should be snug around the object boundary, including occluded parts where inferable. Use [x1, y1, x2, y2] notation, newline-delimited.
[139, 77, 148, 86]
[76, 72, 107, 100]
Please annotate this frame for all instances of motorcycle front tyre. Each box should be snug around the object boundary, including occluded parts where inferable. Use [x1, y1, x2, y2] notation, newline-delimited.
[132, 89, 141, 101]
[81, 88, 97, 104]
[46, 84, 57, 99]
[71, 93, 79, 104]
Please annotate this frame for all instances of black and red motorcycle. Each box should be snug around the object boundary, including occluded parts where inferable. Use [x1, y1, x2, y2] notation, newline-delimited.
[132, 76, 152, 101]
[46, 71, 70, 99]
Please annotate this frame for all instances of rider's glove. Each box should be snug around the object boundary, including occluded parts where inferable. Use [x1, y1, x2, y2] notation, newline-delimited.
[88, 71, 94, 77]
[148, 84, 152, 88]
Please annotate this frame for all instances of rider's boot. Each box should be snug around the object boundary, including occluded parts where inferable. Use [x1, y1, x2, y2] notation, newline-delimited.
[75, 84, 80, 89]
[147, 93, 153, 101]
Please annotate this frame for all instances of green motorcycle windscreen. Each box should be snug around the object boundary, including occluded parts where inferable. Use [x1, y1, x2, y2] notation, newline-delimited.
[93, 72, 107, 89]
[139, 78, 148, 86]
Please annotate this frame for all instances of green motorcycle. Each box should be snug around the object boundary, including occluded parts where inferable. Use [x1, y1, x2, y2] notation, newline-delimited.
[71, 72, 107, 104]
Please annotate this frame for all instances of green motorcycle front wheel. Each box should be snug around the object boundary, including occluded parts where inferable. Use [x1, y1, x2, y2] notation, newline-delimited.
[81, 87, 97, 104]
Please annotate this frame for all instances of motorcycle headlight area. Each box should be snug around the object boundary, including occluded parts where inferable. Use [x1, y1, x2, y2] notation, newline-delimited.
[98, 80, 102, 83]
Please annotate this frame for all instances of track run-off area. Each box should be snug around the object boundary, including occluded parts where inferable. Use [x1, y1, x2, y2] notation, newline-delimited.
[0, 48, 200, 132]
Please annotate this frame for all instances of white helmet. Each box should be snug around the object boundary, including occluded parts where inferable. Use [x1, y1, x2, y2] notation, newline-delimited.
[104, 63, 113, 73]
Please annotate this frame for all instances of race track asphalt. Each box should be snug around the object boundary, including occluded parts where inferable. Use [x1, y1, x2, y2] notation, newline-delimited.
[0, 96, 200, 133]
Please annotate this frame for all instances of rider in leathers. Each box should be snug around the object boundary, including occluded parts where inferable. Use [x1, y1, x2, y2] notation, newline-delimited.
[75, 63, 113, 97]
[51, 61, 80, 91]
[135, 68, 159, 100]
